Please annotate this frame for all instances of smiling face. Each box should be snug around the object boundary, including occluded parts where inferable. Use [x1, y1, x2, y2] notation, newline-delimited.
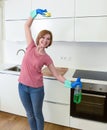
[38, 34, 51, 48]
[36, 30, 53, 48]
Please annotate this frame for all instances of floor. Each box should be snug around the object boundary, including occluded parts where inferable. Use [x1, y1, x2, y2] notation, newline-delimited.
[0, 111, 79, 130]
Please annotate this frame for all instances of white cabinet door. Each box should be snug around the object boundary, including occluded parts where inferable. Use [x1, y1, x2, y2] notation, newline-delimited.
[76, 0, 107, 17]
[0, 73, 26, 116]
[4, 0, 31, 20]
[31, 18, 74, 41]
[75, 17, 107, 42]
[5, 18, 74, 42]
[43, 101, 70, 127]
[5, 20, 26, 41]
[32, 0, 74, 18]
[43, 78, 70, 104]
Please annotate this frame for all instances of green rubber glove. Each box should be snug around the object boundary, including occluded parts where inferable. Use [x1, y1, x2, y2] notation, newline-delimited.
[64, 80, 72, 88]
[30, 10, 37, 19]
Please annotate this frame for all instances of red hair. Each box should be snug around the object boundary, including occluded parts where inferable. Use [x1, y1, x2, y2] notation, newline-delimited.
[36, 30, 53, 47]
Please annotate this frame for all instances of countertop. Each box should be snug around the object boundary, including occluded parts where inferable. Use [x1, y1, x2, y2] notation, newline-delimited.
[0, 63, 107, 85]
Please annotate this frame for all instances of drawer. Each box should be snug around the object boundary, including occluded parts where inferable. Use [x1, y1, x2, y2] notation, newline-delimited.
[43, 79, 70, 104]
[43, 101, 70, 127]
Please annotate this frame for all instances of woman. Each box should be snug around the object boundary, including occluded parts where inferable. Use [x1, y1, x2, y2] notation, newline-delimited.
[18, 9, 76, 130]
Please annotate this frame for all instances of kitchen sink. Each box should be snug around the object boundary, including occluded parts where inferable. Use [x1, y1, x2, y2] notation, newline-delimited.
[5, 65, 21, 72]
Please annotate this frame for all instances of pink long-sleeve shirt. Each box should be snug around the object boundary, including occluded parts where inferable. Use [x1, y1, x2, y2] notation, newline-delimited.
[18, 40, 53, 88]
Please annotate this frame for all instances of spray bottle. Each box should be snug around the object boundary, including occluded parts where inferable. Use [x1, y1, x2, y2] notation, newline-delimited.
[72, 78, 82, 104]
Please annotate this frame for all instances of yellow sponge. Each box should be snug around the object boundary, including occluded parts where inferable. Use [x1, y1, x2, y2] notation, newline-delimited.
[44, 12, 51, 17]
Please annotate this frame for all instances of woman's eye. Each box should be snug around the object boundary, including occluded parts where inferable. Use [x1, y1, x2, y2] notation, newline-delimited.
[42, 37, 45, 39]
[47, 38, 51, 41]
[42, 37, 50, 41]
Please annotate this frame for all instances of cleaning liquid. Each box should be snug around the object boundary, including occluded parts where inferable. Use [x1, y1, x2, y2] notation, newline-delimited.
[73, 85, 82, 104]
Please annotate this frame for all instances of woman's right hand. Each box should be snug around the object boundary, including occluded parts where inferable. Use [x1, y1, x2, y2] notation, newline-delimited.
[30, 9, 51, 18]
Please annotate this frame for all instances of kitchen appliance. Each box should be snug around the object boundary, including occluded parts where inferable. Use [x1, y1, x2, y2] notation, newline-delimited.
[70, 70, 107, 122]
[73, 69, 107, 81]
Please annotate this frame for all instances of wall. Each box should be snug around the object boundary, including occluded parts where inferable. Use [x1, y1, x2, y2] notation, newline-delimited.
[47, 42, 107, 71]
[0, 1, 4, 63]
[4, 41, 107, 71]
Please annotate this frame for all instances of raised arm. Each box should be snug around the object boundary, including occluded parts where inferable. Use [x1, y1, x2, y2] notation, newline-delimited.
[24, 17, 34, 45]
[24, 9, 51, 45]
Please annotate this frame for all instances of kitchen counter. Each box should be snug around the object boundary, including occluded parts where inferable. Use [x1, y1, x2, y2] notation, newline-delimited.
[0, 63, 107, 85]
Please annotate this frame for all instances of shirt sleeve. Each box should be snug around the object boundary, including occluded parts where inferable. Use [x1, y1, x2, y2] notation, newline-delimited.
[26, 40, 36, 52]
[44, 55, 53, 66]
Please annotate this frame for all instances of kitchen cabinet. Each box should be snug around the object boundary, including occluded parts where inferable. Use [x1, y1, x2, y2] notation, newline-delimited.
[5, 17, 74, 42]
[43, 102, 70, 127]
[4, 0, 31, 20]
[5, 20, 26, 41]
[43, 78, 70, 126]
[0, 73, 25, 116]
[4, 0, 74, 42]
[31, 18, 74, 41]
[75, 17, 107, 42]
[43, 78, 70, 104]
[75, 0, 107, 17]
[0, 72, 70, 126]
[32, 0, 74, 18]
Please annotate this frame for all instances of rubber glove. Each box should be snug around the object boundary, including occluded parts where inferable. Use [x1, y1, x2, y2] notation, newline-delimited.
[64, 80, 72, 88]
[30, 9, 51, 18]
[36, 9, 47, 15]
[30, 10, 37, 19]
[71, 78, 82, 88]
[36, 9, 51, 17]
[64, 77, 82, 88]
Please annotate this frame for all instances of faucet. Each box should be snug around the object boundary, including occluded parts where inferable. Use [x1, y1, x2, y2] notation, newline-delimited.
[16, 49, 25, 55]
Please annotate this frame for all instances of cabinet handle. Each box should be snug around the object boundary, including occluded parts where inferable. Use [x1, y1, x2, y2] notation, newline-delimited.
[44, 100, 69, 106]
[82, 93, 106, 98]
